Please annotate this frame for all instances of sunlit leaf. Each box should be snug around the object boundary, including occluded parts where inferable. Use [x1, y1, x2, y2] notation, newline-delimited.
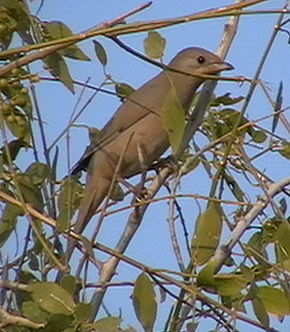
[3, 107, 30, 144]
[28, 282, 75, 315]
[90, 317, 122, 332]
[0, 139, 25, 163]
[60, 275, 77, 296]
[191, 201, 222, 265]
[214, 273, 249, 296]
[93, 40, 107, 66]
[45, 52, 74, 93]
[57, 177, 83, 232]
[0, 203, 23, 247]
[278, 141, 290, 160]
[274, 220, 290, 263]
[115, 82, 135, 101]
[74, 302, 92, 323]
[144, 31, 166, 59]
[45, 21, 90, 61]
[133, 273, 157, 332]
[25, 162, 50, 185]
[197, 259, 218, 288]
[211, 93, 244, 106]
[22, 301, 49, 323]
[258, 286, 290, 317]
[16, 174, 44, 211]
[161, 88, 185, 155]
[252, 297, 269, 328]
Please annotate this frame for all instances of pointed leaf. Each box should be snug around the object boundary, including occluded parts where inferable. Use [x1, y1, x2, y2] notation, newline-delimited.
[25, 162, 50, 185]
[45, 21, 90, 61]
[16, 174, 44, 211]
[211, 93, 244, 106]
[0, 203, 23, 247]
[74, 302, 92, 323]
[161, 88, 185, 155]
[90, 317, 122, 332]
[274, 220, 290, 263]
[57, 177, 83, 232]
[214, 273, 249, 296]
[191, 201, 222, 265]
[45, 53, 74, 93]
[272, 81, 283, 134]
[27, 282, 75, 315]
[133, 273, 157, 332]
[22, 301, 49, 323]
[93, 40, 108, 66]
[60, 275, 77, 296]
[258, 286, 290, 317]
[197, 258, 218, 288]
[278, 141, 290, 160]
[144, 31, 166, 59]
[115, 82, 135, 101]
[252, 297, 269, 328]
[4, 107, 30, 144]
[0, 139, 25, 163]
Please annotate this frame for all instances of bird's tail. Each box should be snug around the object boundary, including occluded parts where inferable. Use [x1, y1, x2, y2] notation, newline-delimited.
[66, 176, 111, 259]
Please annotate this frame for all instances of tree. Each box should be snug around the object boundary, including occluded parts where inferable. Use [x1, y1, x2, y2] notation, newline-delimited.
[1, 0, 290, 331]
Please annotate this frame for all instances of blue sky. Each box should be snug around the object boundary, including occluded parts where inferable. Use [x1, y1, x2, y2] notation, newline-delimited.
[4, 0, 290, 331]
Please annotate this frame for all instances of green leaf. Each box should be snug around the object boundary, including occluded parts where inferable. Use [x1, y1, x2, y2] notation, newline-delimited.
[74, 302, 92, 323]
[4, 107, 30, 144]
[25, 162, 50, 185]
[274, 220, 290, 263]
[223, 172, 246, 202]
[0, 0, 31, 45]
[272, 81, 283, 134]
[221, 292, 246, 312]
[197, 259, 218, 288]
[278, 141, 290, 160]
[0, 203, 23, 247]
[252, 297, 269, 328]
[115, 82, 135, 101]
[179, 155, 200, 175]
[60, 275, 77, 296]
[45, 21, 90, 61]
[16, 174, 44, 211]
[90, 317, 122, 332]
[144, 31, 166, 59]
[258, 286, 290, 317]
[133, 273, 157, 332]
[45, 52, 74, 93]
[214, 273, 249, 296]
[0, 139, 26, 163]
[211, 93, 244, 106]
[57, 177, 83, 232]
[109, 183, 125, 202]
[161, 88, 185, 155]
[93, 40, 108, 66]
[28, 282, 75, 316]
[22, 301, 49, 323]
[249, 128, 267, 143]
[191, 201, 222, 265]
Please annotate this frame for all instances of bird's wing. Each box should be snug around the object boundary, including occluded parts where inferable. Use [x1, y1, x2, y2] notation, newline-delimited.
[71, 75, 164, 174]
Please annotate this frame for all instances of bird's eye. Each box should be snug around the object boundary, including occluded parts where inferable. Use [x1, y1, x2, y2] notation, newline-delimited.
[197, 56, 205, 64]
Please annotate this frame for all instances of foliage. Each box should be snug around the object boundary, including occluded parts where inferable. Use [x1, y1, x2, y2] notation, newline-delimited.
[0, 1, 290, 332]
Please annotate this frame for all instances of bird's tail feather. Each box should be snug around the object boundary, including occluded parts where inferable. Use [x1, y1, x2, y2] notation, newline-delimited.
[66, 177, 111, 260]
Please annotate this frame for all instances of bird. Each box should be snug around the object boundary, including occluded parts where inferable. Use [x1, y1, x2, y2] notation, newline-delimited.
[70, 47, 233, 240]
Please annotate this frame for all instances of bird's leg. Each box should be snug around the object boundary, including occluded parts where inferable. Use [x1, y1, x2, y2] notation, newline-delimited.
[135, 142, 150, 200]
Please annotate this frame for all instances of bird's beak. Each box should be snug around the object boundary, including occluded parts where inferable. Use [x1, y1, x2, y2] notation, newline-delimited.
[219, 61, 234, 71]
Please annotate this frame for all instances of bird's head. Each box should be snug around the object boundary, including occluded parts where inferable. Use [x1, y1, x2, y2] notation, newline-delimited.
[169, 47, 234, 77]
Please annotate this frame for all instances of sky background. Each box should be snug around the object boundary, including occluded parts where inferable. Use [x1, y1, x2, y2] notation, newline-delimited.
[3, 0, 290, 331]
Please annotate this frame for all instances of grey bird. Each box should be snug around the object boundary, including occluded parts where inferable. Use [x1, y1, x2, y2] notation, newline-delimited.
[71, 47, 233, 239]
